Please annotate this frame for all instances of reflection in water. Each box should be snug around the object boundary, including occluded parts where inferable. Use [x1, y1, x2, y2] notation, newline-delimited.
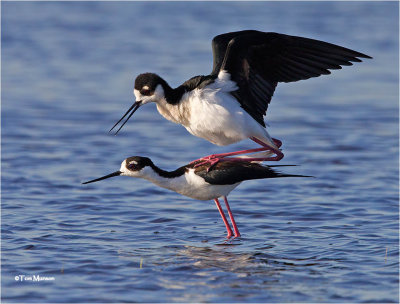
[178, 245, 324, 273]
[180, 245, 256, 272]
[115, 244, 340, 302]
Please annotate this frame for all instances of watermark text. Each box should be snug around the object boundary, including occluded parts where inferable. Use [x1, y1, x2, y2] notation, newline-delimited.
[15, 274, 55, 282]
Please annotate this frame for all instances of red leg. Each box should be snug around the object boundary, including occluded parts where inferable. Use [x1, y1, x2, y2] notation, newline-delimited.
[191, 147, 267, 165]
[202, 146, 267, 158]
[272, 138, 282, 148]
[193, 137, 284, 169]
[249, 137, 284, 161]
[223, 196, 241, 238]
[214, 198, 233, 238]
[191, 137, 282, 165]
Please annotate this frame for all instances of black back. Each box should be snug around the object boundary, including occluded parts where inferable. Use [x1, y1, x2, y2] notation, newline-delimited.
[132, 157, 310, 185]
[181, 75, 217, 91]
[211, 30, 371, 126]
[160, 75, 217, 105]
[189, 160, 310, 185]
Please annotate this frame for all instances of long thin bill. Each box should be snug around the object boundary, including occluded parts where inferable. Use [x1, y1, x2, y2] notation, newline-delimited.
[82, 171, 121, 184]
[109, 101, 142, 135]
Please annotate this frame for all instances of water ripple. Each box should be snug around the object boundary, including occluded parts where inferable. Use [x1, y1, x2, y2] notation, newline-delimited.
[2, 1, 399, 303]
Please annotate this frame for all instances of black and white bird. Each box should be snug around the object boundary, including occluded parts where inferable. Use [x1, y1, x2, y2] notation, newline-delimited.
[82, 156, 310, 238]
[110, 30, 371, 166]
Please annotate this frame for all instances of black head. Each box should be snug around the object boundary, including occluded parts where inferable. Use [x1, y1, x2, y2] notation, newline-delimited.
[109, 73, 167, 135]
[124, 156, 154, 173]
[82, 156, 154, 185]
[134, 73, 165, 96]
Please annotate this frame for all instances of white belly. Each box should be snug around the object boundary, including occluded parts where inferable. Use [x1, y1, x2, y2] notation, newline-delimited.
[146, 169, 240, 201]
[177, 181, 239, 201]
[184, 90, 267, 146]
[155, 71, 274, 147]
[179, 170, 239, 200]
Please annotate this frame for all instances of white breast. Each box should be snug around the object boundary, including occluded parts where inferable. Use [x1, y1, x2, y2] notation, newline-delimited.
[179, 169, 239, 200]
[156, 71, 271, 146]
[143, 168, 239, 201]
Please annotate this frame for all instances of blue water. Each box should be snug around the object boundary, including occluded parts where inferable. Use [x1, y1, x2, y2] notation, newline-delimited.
[2, 1, 399, 302]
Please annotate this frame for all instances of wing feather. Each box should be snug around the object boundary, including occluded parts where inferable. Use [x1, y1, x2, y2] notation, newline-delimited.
[287, 52, 345, 70]
[210, 30, 371, 126]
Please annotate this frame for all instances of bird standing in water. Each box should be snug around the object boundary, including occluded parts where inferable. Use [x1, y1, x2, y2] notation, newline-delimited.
[110, 30, 371, 167]
[82, 156, 310, 238]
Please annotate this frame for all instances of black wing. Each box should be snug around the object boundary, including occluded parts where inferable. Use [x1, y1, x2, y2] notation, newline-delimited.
[211, 30, 372, 126]
[193, 161, 310, 185]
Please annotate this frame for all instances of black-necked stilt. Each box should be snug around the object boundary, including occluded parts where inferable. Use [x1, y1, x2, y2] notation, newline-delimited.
[82, 156, 310, 238]
[110, 30, 371, 166]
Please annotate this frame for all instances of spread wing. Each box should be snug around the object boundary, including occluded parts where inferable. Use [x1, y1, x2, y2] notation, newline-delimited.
[211, 30, 372, 126]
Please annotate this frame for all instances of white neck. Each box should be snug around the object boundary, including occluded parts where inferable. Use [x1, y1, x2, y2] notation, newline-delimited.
[155, 96, 192, 126]
[140, 166, 185, 193]
[136, 166, 239, 201]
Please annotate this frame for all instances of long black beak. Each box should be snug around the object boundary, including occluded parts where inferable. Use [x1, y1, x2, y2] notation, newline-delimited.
[82, 171, 122, 184]
[109, 100, 142, 135]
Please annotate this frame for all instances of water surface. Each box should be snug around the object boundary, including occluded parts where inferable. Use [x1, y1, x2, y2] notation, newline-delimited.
[2, 1, 399, 302]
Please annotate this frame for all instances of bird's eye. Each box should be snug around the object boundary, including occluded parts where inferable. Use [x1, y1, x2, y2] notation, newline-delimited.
[127, 164, 137, 170]
[141, 88, 151, 96]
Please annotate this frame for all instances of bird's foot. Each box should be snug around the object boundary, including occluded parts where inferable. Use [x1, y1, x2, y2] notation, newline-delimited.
[193, 156, 222, 172]
[225, 232, 241, 239]
[190, 153, 218, 164]
[191, 138, 283, 171]
[272, 138, 282, 148]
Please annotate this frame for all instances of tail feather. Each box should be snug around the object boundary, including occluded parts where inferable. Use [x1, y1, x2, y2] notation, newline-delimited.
[267, 166, 313, 179]
[275, 173, 314, 178]
[197, 160, 313, 185]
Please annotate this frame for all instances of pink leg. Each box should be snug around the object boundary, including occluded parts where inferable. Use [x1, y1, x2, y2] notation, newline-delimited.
[191, 147, 267, 165]
[249, 137, 284, 161]
[214, 198, 233, 238]
[272, 138, 282, 148]
[194, 137, 284, 169]
[223, 196, 241, 238]
[192, 138, 282, 164]
[204, 146, 268, 158]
